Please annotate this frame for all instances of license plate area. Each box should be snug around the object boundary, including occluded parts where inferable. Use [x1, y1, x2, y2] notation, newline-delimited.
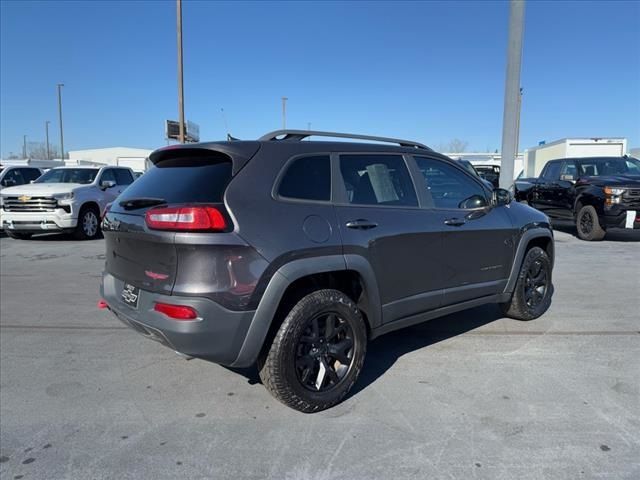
[121, 283, 140, 308]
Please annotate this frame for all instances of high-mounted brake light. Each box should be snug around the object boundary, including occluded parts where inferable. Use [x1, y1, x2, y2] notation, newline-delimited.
[154, 302, 199, 320]
[145, 206, 227, 231]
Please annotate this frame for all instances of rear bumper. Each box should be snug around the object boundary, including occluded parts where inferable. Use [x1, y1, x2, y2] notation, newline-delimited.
[601, 207, 640, 230]
[100, 272, 256, 366]
[0, 209, 77, 232]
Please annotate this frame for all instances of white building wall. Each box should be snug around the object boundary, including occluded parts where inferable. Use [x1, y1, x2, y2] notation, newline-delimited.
[68, 147, 153, 170]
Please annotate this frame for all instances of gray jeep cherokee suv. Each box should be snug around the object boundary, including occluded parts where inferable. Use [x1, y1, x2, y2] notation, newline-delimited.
[100, 130, 554, 412]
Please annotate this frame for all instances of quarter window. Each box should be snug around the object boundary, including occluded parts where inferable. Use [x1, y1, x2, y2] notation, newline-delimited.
[339, 155, 417, 207]
[278, 155, 331, 202]
[414, 157, 488, 209]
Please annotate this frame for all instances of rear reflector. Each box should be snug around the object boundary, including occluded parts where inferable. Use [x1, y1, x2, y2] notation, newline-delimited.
[154, 302, 199, 320]
[145, 205, 226, 231]
[98, 299, 108, 309]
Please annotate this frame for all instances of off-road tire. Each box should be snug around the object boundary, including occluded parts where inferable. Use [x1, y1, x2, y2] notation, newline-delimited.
[6, 231, 33, 240]
[501, 246, 553, 321]
[576, 205, 606, 241]
[74, 205, 101, 240]
[258, 289, 367, 413]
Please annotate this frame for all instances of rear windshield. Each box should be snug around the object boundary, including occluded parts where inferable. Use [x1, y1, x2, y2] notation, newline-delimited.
[116, 156, 232, 205]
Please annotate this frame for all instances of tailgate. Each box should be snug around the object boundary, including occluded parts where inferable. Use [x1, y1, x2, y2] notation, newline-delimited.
[103, 212, 177, 294]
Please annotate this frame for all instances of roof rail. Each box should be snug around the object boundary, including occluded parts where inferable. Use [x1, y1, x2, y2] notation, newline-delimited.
[258, 129, 431, 150]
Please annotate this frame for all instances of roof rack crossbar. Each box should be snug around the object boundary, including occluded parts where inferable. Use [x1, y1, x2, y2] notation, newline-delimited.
[258, 130, 431, 150]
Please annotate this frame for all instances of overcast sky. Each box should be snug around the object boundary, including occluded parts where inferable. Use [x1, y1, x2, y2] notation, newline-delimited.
[1, 0, 639, 156]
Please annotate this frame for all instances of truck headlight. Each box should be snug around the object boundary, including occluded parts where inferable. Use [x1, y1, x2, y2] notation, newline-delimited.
[53, 192, 74, 203]
[604, 186, 625, 206]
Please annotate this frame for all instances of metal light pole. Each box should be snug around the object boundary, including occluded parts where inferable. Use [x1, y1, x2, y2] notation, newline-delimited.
[499, 0, 525, 189]
[57, 83, 65, 160]
[45, 121, 51, 160]
[23, 135, 27, 159]
[176, 0, 186, 143]
[282, 97, 288, 130]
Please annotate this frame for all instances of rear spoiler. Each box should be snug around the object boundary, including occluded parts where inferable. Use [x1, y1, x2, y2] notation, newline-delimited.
[149, 141, 261, 176]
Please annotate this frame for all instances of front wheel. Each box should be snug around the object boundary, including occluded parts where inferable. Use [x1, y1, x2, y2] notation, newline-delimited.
[501, 246, 553, 321]
[258, 289, 367, 413]
[576, 205, 606, 241]
[73, 205, 101, 240]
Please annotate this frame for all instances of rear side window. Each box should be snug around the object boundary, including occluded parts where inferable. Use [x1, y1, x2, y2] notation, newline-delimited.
[339, 154, 417, 207]
[21, 168, 41, 182]
[117, 155, 232, 204]
[278, 155, 330, 201]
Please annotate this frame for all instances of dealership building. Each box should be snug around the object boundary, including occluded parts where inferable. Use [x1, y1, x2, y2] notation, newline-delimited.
[66, 147, 153, 173]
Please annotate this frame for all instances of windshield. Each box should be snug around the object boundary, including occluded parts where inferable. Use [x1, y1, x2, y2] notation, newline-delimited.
[35, 168, 98, 184]
[577, 157, 640, 177]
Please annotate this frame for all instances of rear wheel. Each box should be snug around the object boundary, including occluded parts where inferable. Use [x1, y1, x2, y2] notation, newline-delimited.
[74, 205, 101, 240]
[6, 231, 33, 240]
[576, 205, 606, 241]
[258, 289, 367, 413]
[501, 246, 553, 321]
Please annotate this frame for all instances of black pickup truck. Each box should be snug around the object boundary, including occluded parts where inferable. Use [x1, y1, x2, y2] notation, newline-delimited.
[514, 156, 640, 240]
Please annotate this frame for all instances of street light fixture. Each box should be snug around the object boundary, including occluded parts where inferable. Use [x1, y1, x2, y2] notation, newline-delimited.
[57, 83, 65, 160]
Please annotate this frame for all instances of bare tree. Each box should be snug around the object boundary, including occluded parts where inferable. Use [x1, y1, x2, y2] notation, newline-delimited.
[26, 142, 63, 160]
[434, 138, 470, 153]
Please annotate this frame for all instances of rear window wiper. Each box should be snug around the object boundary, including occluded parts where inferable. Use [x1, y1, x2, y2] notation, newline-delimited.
[119, 197, 167, 210]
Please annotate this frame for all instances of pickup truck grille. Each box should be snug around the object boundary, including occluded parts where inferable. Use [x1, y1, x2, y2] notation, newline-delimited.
[622, 188, 640, 209]
[2, 196, 57, 212]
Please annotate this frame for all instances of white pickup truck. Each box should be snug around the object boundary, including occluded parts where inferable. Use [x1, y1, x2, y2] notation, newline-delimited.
[0, 165, 134, 240]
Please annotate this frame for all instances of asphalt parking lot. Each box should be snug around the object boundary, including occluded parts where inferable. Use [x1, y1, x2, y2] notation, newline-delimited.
[0, 228, 639, 480]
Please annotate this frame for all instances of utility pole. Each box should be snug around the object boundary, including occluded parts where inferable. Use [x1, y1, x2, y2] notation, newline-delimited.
[45, 121, 51, 160]
[57, 83, 65, 160]
[499, 0, 525, 189]
[515, 87, 523, 159]
[176, 0, 186, 143]
[281, 97, 288, 130]
[23, 135, 27, 159]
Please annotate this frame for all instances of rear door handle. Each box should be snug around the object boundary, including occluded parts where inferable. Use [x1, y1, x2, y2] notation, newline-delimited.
[444, 218, 466, 227]
[346, 219, 378, 230]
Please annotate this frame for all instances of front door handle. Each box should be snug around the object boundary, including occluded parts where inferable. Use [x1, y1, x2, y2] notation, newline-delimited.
[444, 218, 466, 227]
[346, 219, 378, 230]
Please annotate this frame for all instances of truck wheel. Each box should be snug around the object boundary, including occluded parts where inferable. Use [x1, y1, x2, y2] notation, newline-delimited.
[6, 231, 33, 240]
[258, 289, 367, 413]
[74, 205, 101, 240]
[500, 246, 553, 321]
[576, 205, 606, 241]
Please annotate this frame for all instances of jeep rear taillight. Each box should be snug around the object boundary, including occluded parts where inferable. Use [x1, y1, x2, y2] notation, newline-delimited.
[145, 205, 227, 232]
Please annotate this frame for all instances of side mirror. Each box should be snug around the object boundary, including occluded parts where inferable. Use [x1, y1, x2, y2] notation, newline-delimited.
[100, 180, 116, 190]
[493, 188, 512, 206]
[458, 194, 488, 209]
[560, 174, 575, 183]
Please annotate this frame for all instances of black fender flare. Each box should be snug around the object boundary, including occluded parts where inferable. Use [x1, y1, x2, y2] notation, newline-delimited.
[230, 254, 381, 367]
[503, 225, 554, 295]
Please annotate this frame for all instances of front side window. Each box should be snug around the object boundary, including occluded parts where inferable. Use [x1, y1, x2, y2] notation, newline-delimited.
[35, 168, 98, 184]
[339, 154, 417, 207]
[414, 156, 488, 209]
[114, 169, 134, 186]
[100, 169, 116, 184]
[560, 161, 578, 181]
[278, 155, 330, 202]
[542, 162, 562, 181]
